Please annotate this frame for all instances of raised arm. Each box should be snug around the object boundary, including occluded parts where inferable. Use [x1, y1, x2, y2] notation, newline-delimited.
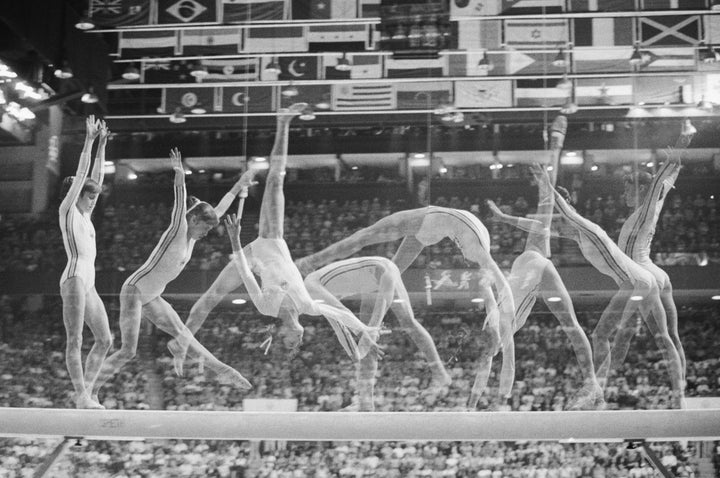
[60, 116, 100, 213]
[89, 120, 109, 186]
[487, 200, 551, 237]
[169, 148, 187, 223]
[225, 214, 273, 313]
[213, 170, 258, 218]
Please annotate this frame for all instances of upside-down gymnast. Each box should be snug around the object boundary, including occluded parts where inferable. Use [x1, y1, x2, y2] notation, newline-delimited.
[171, 104, 378, 371]
[59, 116, 112, 409]
[507, 163, 685, 407]
[482, 116, 604, 411]
[304, 256, 451, 411]
[92, 148, 252, 401]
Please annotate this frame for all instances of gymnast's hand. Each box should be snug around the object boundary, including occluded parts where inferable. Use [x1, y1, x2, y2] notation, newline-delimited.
[224, 214, 242, 252]
[529, 162, 550, 184]
[85, 115, 101, 139]
[98, 120, 110, 141]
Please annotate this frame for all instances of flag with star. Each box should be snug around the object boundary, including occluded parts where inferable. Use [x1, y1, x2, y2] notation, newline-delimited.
[503, 18, 569, 48]
[157, 0, 219, 24]
[180, 28, 242, 55]
[323, 54, 382, 79]
[222, 0, 288, 22]
[454, 80, 512, 107]
[141, 60, 194, 83]
[292, 0, 356, 19]
[221, 86, 275, 112]
[89, 0, 150, 27]
[278, 56, 319, 80]
[575, 77, 633, 105]
[307, 25, 368, 51]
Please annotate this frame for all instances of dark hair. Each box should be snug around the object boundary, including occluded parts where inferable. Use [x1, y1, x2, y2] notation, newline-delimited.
[60, 177, 101, 201]
[556, 185, 571, 203]
[624, 171, 653, 186]
[186, 195, 219, 227]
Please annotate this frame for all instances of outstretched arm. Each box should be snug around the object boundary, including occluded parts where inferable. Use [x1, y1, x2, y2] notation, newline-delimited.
[487, 200, 552, 237]
[169, 148, 187, 223]
[214, 170, 259, 218]
[60, 116, 100, 213]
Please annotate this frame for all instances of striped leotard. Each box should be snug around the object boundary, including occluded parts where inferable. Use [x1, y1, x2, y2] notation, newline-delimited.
[59, 203, 97, 292]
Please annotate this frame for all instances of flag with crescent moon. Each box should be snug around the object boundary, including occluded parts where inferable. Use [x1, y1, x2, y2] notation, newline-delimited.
[277, 56, 319, 80]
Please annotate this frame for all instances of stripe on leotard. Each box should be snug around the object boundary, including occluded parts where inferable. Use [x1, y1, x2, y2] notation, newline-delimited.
[62, 207, 79, 278]
[425, 208, 487, 253]
[318, 257, 383, 287]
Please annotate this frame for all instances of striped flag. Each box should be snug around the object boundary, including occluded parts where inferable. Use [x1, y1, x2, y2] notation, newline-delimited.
[573, 47, 633, 73]
[307, 25, 368, 50]
[180, 28, 242, 55]
[504, 19, 569, 48]
[141, 60, 193, 83]
[222, 0, 288, 22]
[323, 54, 382, 79]
[244, 26, 307, 52]
[450, 0, 501, 18]
[332, 84, 396, 110]
[573, 17, 634, 46]
[457, 19, 501, 51]
[201, 58, 259, 81]
[514, 79, 570, 107]
[635, 76, 691, 104]
[89, 0, 150, 27]
[396, 82, 453, 109]
[447, 52, 493, 77]
[454, 80, 513, 107]
[567, 0, 636, 11]
[358, 0, 379, 17]
[385, 57, 447, 78]
[491, 50, 565, 75]
[640, 0, 707, 9]
[501, 0, 565, 14]
[639, 47, 696, 71]
[162, 87, 217, 113]
[118, 31, 179, 57]
[291, 0, 356, 19]
[575, 78, 633, 105]
[221, 86, 275, 112]
[639, 15, 701, 46]
[158, 0, 218, 23]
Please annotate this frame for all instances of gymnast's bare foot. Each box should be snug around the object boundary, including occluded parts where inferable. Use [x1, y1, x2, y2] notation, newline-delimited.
[566, 381, 606, 411]
[75, 392, 104, 410]
[217, 367, 252, 390]
[167, 338, 188, 377]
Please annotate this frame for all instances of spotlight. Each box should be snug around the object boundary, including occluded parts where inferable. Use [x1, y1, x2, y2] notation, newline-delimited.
[299, 106, 316, 120]
[335, 53, 352, 72]
[75, 15, 95, 30]
[54, 62, 74, 79]
[477, 52, 491, 71]
[169, 107, 186, 124]
[560, 100, 578, 115]
[556, 75, 572, 91]
[265, 58, 281, 74]
[121, 64, 140, 81]
[81, 88, 99, 104]
[681, 118, 697, 136]
[315, 95, 331, 110]
[190, 63, 208, 79]
[590, 163, 599, 172]
[629, 43, 642, 65]
[190, 104, 207, 114]
[552, 48, 566, 68]
[282, 84, 299, 97]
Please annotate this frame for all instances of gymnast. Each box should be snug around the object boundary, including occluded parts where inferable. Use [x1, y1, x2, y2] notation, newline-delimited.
[58, 115, 112, 409]
[92, 148, 252, 401]
[481, 116, 603, 410]
[304, 256, 451, 411]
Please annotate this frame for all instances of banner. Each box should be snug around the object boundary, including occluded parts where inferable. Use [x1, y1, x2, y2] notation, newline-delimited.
[331, 84, 396, 110]
[222, 0, 288, 22]
[395, 81, 453, 109]
[157, 0, 219, 23]
[180, 28, 242, 55]
[454, 80, 512, 107]
[162, 87, 217, 113]
[575, 77, 633, 105]
[282, 84, 331, 109]
[572, 47, 633, 73]
[119, 31, 179, 57]
[504, 18, 568, 48]
[323, 54, 382, 79]
[358, 0, 380, 17]
[244, 26, 307, 52]
[89, 0, 150, 27]
[221, 86, 275, 112]
[573, 17, 634, 47]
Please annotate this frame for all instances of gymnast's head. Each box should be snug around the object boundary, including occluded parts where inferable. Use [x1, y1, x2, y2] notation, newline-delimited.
[186, 196, 219, 240]
[623, 171, 652, 208]
[60, 176, 101, 214]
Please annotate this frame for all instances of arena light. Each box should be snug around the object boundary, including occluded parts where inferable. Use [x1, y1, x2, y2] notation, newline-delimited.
[253, 156, 267, 162]
[477, 52, 491, 71]
[335, 53, 352, 72]
[75, 15, 95, 30]
[299, 106, 316, 121]
[547, 296, 562, 302]
[81, 88, 99, 104]
[264, 57, 281, 75]
[231, 298, 247, 305]
[392, 299, 404, 304]
[281, 84, 299, 97]
[190, 63, 208, 79]
[552, 48, 567, 68]
[630, 295, 644, 301]
[711, 295, 720, 300]
[471, 298, 485, 303]
[121, 64, 141, 81]
[590, 163, 599, 172]
[169, 108, 186, 124]
[128, 172, 138, 180]
[103, 161, 115, 175]
[629, 42, 643, 65]
[0, 63, 17, 78]
[54, 62, 74, 79]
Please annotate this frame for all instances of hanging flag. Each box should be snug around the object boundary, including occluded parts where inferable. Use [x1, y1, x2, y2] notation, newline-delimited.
[395, 81, 453, 109]
[447, 52, 493, 77]
[142, 60, 194, 83]
[385, 57, 447, 78]
[118, 31, 179, 57]
[332, 84, 396, 110]
[705, 14, 720, 46]
[639, 47, 696, 71]
[639, 16, 701, 46]
[201, 58, 259, 81]
[323, 54, 382, 79]
[89, 0, 150, 27]
[291, 0, 356, 19]
[222, 0, 288, 22]
[162, 87, 217, 114]
[504, 19, 569, 48]
[454, 80, 512, 107]
[221, 86, 275, 112]
[514, 79, 570, 107]
[635, 76, 691, 104]
[307, 25, 368, 51]
[278, 56, 319, 80]
[457, 19, 501, 51]
[180, 28, 242, 55]
[280, 84, 332, 109]
[573, 47, 633, 73]
[567, 0, 635, 11]
[640, 0, 706, 9]
[575, 77, 633, 105]
[705, 74, 720, 103]
[244, 26, 308, 52]
[157, 0, 219, 23]
[490, 50, 565, 75]
[500, 0, 564, 15]
[450, 0, 501, 18]
[573, 17, 634, 46]
[359, 0, 380, 17]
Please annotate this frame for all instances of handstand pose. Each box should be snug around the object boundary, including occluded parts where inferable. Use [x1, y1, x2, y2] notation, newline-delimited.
[507, 164, 685, 407]
[59, 115, 113, 409]
[482, 116, 603, 410]
[172, 104, 377, 369]
[92, 148, 252, 401]
[304, 256, 451, 411]
[614, 121, 695, 383]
